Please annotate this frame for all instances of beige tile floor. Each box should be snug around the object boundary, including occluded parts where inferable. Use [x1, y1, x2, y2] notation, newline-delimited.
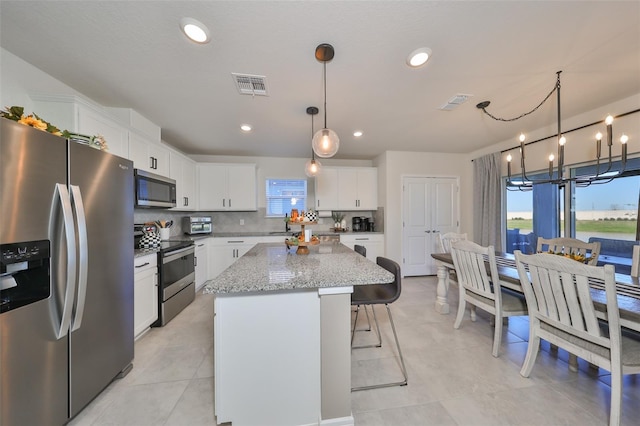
[70, 276, 640, 425]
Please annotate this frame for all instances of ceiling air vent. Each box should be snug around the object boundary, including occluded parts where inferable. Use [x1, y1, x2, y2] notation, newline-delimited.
[232, 73, 269, 96]
[438, 93, 472, 111]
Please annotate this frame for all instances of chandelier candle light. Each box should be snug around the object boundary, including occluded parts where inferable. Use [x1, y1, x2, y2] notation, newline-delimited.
[477, 71, 629, 189]
[312, 43, 340, 158]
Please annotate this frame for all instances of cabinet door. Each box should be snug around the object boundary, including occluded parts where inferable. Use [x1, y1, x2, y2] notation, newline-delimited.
[182, 159, 197, 211]
[129, 133, 170, 176]
[77, 106, 129, 159]
[133, 255, 158, 339]
[198, 164, 228, 210]
[341, 235, 384, 261]
[209, 239, 257, 279]
[337, 169, 358, 209]
[355, 168, 378, 210]
[226, 165, 257, 211]
[129, 133, 154, 172]
[169, 152, 185, 209]
[195, 241, 210, 290]
[149, 143, 170, 177]
[315, 167, 339, 210]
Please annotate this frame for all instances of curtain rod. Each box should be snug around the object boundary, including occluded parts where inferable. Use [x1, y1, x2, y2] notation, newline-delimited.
[499, 108, 640, 154]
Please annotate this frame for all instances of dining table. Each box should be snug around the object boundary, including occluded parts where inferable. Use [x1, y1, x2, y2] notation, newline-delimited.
[431, 251, 640, 332]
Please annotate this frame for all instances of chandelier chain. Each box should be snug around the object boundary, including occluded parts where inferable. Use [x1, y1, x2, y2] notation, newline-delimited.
[479, 75, 560, 122]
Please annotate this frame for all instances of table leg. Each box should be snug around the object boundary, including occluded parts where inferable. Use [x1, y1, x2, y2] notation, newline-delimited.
[435, 263, 450, 314]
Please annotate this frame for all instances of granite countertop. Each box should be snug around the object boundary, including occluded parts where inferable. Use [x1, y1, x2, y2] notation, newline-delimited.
[211, 231, 383, 238]
[135, 248, 159, 258]
[204, 242, 394, 294]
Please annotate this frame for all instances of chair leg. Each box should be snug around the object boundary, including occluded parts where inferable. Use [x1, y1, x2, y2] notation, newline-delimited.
[609, 366, 622, 426]
[353, 304, 373, 332]
[520, 327, 540, 377]
[352, 305, 382, 349]
[351, 306, 360, 346]
[352, 304, 408, 392]
[492, 314, 503, 358]
[454, 296, 466, 329]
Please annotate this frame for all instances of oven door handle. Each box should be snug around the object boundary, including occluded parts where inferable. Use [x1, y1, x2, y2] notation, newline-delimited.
[163, 246, 195, 264]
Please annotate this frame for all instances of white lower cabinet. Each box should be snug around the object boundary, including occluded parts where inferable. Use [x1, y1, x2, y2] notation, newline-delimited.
[194, 238, 211, 290]
[340, 234, 384, 261]
[133, 253, 158, 340]
[208, 237, 260, 279]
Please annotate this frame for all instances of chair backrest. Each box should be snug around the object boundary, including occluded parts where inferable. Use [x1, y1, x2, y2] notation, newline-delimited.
[375, 257, 402, 304]
[450, 240, 500, 300]
[514, 250, 620, 355]
[439, 232, 468, 253]
[354, 244, 367, 257]
[536, 237, 601, 265]
[632, 245, 640, 278]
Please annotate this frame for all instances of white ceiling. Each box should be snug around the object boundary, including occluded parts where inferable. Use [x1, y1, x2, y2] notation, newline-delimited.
[1, 1, 639, 160]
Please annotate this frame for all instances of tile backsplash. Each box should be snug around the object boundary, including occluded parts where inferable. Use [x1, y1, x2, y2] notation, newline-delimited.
[134, 207, 384, 236]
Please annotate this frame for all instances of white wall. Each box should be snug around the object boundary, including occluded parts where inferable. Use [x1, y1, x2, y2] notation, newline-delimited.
[373, 151, 471, 266]
[1, 48, 84, 113]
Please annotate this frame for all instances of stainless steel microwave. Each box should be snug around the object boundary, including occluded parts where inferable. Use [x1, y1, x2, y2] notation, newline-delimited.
[134, 169, 177, 208]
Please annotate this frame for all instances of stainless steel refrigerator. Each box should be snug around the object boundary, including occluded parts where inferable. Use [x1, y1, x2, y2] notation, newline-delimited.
[0, 118, 134, 425]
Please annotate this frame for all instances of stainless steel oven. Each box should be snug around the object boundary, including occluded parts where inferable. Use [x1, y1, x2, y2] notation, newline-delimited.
[154, 241, 195, 326]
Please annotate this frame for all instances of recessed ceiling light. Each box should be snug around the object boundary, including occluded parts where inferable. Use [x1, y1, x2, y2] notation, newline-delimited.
[353, 131, 363, 137]
[407, 47, 432, 68]
[240, 124, 252, 132]
[180, 18, 210, 44]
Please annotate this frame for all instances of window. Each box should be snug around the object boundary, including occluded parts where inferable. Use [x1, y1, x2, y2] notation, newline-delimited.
[570, 158, 640, 274]
[505, 172, 562, 254]
[266, 179, 307, 217]
[504, 157, 640, 273]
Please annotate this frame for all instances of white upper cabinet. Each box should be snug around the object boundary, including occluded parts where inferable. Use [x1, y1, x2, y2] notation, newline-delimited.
[30, 94, 129, 158]
[129, 132, 170, 177]
[198, 163, 257, 211]
[315, 167, 378, 211]
[170, 151, 197, 211]
[315, 167, 339, 210]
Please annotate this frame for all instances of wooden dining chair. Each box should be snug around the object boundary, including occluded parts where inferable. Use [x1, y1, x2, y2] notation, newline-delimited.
[450, 240, 528, 357]
[351, 257, 408, 391]
[514, 250, 640, 426]
[438, 232, 468, 253]
[536, 237, 601, 265]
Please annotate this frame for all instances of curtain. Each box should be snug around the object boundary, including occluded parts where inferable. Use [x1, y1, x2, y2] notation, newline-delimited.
[473, 152, 502, 250]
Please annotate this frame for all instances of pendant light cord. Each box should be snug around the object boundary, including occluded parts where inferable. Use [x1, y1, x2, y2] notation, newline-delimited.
[323, 61, 327, 128]
[311, 112, 316, 161]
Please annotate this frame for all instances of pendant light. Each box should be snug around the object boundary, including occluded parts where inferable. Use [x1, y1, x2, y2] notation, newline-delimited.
[305, 107, 321, 177]
[312, 43, 340, 158]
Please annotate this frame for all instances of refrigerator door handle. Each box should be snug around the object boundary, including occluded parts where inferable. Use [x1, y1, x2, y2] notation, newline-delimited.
[54, 183, 77, 339]
[70, 185, 89, 332]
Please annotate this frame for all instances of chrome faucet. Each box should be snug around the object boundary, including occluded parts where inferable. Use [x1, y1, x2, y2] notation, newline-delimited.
[285, 214, 291, 233]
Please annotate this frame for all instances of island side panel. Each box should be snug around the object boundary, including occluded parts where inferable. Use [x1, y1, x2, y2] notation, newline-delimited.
[214, 290, 321, 426]
[320, 287, 354, 424]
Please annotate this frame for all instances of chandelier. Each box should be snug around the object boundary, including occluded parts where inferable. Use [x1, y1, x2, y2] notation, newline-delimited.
[476, 71, 629, 190]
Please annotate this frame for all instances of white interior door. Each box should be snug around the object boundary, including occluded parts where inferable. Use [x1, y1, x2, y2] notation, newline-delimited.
[402, 176, 459, 276]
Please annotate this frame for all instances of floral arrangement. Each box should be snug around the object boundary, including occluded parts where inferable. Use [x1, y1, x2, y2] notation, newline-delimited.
[1, 105, 108, 151]
[1, 105, 63, 135]
[541, 250, 591, 264]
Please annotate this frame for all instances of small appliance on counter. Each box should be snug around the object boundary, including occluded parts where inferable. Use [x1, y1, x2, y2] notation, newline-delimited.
[352, 216, 363, 232]
[183, 216, 213, 235]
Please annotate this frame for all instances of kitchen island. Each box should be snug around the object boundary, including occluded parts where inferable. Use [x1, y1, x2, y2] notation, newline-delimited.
[204, 242, 394, 426]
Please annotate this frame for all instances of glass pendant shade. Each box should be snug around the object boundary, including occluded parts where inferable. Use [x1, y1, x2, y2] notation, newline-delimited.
[305, 158, 321, 177]
[312, 128, 340, 158]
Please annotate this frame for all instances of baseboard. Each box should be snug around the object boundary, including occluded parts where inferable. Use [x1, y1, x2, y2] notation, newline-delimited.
[319, 414, 355, 426]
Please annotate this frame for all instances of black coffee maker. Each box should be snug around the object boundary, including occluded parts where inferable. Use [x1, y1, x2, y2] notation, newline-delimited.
[352, 216, 364, 232]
